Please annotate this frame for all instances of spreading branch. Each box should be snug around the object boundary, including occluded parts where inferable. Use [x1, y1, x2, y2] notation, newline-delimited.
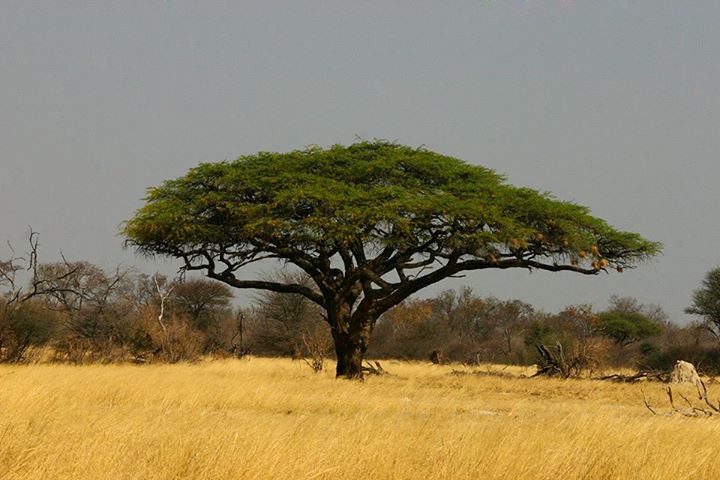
[205, 272, 324, 307]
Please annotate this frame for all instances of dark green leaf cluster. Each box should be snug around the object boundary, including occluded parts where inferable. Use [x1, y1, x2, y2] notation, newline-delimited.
[686, 267, 720, 333]
[123, 141, 659, 272]
[596, 311, 662, 346]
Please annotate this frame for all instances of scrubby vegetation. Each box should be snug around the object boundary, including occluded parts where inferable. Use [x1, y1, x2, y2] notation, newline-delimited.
[2, 251, 719, 376]
[0, 230, 717, 376]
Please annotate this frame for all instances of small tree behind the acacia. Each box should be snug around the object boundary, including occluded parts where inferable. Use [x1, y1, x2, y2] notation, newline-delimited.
[37, 261, 136, 345]
[596, 311, 661, 347]
[248, 272, 328, 358]
[123, 141, 660, 378]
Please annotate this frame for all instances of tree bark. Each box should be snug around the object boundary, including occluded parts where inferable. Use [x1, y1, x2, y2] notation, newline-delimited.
[331, 321, 374, 379]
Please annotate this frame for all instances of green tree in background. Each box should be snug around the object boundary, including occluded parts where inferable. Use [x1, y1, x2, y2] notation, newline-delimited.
[596, 311, 662, 346]
[686, 267, 720, 341]
[123, 141, 660, 378]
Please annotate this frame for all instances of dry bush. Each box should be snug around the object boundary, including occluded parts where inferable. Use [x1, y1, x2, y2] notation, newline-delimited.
[52, 337, 134, 364]
[369, 298, 454, 360]
[136, 307, 205, 363]
[299, 325, 333, 372]
[0, 300, 57, 363]
[245, 273, 329, 358]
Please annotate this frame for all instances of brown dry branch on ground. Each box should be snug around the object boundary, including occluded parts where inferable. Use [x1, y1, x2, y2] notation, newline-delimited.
[599, 371, 670, 383]
[533, 342, 589, 378]
[451, 368, 517, 379]
[643, 374, 720, 417]
[361, 360, 388, 376]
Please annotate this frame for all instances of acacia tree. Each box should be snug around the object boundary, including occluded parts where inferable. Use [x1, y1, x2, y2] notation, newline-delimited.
[123, 142, 660, 378]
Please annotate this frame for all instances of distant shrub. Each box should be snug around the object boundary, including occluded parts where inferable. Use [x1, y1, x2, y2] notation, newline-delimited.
[641, 346, 720, 375]
[0, 301, 57, 363]
[639, 342, 660, 357]
[596, 311, 662, 346]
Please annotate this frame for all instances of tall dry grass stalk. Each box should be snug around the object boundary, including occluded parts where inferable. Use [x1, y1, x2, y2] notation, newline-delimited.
[0, 358, 718, 479]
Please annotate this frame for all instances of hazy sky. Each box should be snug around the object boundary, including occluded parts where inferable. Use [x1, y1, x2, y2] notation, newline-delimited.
[1, 1, 719, 322]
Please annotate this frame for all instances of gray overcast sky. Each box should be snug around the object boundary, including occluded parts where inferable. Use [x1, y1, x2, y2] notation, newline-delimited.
[1, 1, 718, 322]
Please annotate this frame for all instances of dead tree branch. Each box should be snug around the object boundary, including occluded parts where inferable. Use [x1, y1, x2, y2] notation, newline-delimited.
[598, 371, 670, 383]
[1, 229, 83, 314]
[643, 379, 720, 417]
[153, 274, 175, 357]
[361, 360, 388, 376]
[532, 342, 587, 378]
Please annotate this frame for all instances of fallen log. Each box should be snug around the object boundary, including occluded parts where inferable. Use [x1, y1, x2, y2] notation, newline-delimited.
[598, 371, 669, 383]
[362, 360, 388, 376]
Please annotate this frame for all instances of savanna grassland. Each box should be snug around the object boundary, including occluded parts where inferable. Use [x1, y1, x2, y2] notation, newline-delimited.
[1, 358, 719, 480]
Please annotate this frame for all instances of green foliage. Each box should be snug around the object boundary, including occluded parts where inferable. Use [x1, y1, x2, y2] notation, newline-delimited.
[596, 311, 662, 346]
[686, 267, 720, 338]
[123, 141, 660, 272]
[524, 320, 556, 348]
[639, 342, 660, 356]
[523, 314, 582, 356]
[641, 346, 720, 375]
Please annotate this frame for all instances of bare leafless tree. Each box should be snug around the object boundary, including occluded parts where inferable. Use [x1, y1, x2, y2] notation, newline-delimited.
[153, 274, 174, 356]
[228, 309, 248, 357]
[0, 230, 83, 314]
[249, 271, 327, 357]
[0, 230, 91, 362]
[38, 262, 134, 343]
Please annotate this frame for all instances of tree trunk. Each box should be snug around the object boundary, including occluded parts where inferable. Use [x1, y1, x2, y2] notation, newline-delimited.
[331, 322, 373, 379]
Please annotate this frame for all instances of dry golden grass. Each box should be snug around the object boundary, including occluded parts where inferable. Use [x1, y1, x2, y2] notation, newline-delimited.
[2, 358, 720, 479]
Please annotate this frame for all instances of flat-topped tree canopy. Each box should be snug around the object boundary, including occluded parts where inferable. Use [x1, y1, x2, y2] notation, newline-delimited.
[124, 141, 660, 377]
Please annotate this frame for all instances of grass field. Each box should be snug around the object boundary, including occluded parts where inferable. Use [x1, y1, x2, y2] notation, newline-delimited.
[1, 358, 720, 479]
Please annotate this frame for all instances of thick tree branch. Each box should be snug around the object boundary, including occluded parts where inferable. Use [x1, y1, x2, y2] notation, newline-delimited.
[457, 258, 599, 275]
[206, 271, 324, 306]
[361, 254, 600, 319]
